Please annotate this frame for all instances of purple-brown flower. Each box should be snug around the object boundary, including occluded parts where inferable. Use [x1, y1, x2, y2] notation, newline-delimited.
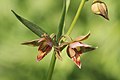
[37, 35, 53, 61]
[22, 33, 53, 61]
[61, 32, 96, 68]
[67, 41, 95, 68]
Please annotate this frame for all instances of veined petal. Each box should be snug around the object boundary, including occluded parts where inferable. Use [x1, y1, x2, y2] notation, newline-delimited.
[67, 47, 76, 58]
[37, 51, 46, 61]
[47, 40, 53, 47]
[38, 44, 52, 54]
[21, 39, 39, 46]
[80, 45, 97, 53]
[38, 38, 46, 43]
[72, 55, 81, 69]
[37, 36, 53, 61]
[69, 42, 83, 48]
[74, 32, 90, 42]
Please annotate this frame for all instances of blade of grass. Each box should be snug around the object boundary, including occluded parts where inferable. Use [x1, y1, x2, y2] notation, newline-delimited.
[56, 0, 66, 39]
[66, 0, 71, 13]
[11, 10, 46, 37]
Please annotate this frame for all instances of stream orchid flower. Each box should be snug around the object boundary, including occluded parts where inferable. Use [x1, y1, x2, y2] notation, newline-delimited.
[22, 33, 53, 61]
[60, 32, 96, 68]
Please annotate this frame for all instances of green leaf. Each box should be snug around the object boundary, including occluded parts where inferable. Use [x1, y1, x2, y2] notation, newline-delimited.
[66, 0, 71, 13]
[11, 10, 47, 37]
[57, 0, 67, 39]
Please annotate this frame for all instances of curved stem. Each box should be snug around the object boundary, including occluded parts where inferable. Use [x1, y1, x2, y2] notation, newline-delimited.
[66, 0, 87, 36]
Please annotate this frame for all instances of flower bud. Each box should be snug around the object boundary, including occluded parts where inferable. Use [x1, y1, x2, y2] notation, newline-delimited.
[91, 0, 109, 20]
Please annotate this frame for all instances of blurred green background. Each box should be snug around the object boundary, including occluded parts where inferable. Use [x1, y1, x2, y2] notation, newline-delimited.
[0, 0, 120, 80]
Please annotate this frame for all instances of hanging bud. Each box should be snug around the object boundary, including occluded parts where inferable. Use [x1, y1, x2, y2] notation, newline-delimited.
[91, 0, 109, 20]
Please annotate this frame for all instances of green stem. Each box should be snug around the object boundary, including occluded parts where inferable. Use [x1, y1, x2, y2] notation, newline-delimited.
[46, 52, 56, 80]
[46, 0, 66, 80]
[66, 0, 86, 35]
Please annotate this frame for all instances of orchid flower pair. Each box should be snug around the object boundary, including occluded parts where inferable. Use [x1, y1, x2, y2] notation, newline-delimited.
[22, 32, 96, 68]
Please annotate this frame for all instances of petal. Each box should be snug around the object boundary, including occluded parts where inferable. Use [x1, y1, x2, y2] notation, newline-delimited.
[21, 39, 39, 46]
[80, 43, 91, 47]
[37, 45, 52, 61]
[47, 41, 53, 47]
[38, 38, 46, 43]
[80, 46, 97, 53]
[44, 45, 52, 53]
[67, 47, 76, 58]
[38, 44, 52, 54]
[69, 42, 83, 48]
[38, 41, 46, 51]
[72, 55, 81, 69]
[37, 51, 46, 61]
[74, 32, 90, 42]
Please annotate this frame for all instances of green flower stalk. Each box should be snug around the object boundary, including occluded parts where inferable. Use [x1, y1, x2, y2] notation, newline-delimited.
[47, 0, 67, 80]
[66, 0, 87, 36]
